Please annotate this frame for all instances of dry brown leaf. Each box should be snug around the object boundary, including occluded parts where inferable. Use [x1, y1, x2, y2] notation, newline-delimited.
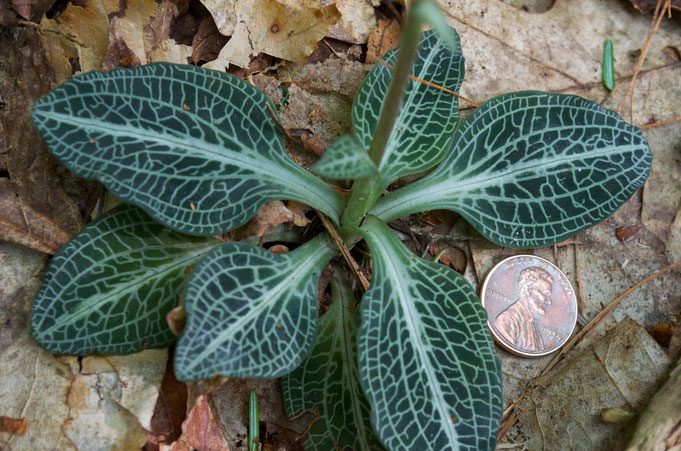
[109, 0, 159, 63]
[668, 209, 681, 264]
[101, 20, 143, 70]
[504, 318, 671, 449]
[146, 0, 187, 49]
[199, 0, 237, 38]
[204, 0, 341, 69]
[286, 200, 311, 227]
[429, 240, 467, 274]
[40, 0, 119, 75]
[616, 224, 644, 242]
[192, 15, 228, 64]
[184, 379, 309, 449]
[626, 354, 681, 450]
[0, 30, 100, 254]
[149, 39, 193, 64]
[10, 0, 31, 20]
[233, 200, 294, 241]
[162, 394, 230, 451]
[146, 361, 188, 448]
[0, 417, 28, 435]
[366, 17, 401, 63]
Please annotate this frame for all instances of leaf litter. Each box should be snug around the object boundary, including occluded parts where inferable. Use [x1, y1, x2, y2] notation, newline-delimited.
[2, 0, 681, 448]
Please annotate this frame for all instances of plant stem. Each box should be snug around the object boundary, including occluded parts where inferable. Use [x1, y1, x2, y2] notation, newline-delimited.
[249, 390, 259, 451]
[340, 0, 427, 228]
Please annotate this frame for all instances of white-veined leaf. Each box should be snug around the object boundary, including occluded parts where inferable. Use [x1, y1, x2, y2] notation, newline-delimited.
[31, 205, 219, 355]
[311, 135, 378, 180]
[174, 233, 338, 381]
[31, 63, 345, 236]
[371, 91, 652, 248]
[357, 216, 502, 451]
[283, 268, 384, 451]
[353, 28, 464, 187]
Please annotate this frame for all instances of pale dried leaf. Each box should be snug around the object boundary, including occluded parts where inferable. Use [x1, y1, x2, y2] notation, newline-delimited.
[504, 318, 670, 449]
[327, 0, 379, 44]
[204, 0, 341, 69]
[232, 200, 294, 240]
[149, 39, 192, 64]
[439, 0, 680, 98]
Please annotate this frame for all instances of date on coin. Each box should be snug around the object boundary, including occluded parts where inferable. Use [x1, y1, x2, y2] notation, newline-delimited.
[480, 255, 577, 357]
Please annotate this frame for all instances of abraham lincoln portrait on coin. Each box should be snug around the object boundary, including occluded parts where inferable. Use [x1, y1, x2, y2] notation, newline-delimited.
[494, 267, 554, 352]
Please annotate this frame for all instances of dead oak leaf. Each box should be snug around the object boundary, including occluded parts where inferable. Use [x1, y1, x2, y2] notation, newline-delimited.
[204, 0, 341, 69]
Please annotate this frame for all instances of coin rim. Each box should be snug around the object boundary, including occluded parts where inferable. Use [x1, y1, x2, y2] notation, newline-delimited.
[480, 254, 578, 358]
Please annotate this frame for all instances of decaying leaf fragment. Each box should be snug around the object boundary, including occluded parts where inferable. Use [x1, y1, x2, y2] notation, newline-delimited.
[204, 0, 341, 69]
[504, 318, 671, 450]
[0, 31, 100, 254]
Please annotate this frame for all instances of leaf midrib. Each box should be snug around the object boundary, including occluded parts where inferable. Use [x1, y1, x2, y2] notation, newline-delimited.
[337, 299, 373, 450]
[38, 110, 297, 189]
[368, 231, 459, 446]
[376, 144, 643, 220]
[38, 243, 212, 336]
[183, 245, 328, 374]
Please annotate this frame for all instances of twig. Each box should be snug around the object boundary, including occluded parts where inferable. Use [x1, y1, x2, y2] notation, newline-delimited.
[376, 59, 480, 108]
[17, 19, 84, 47]
[317, 213, 370, 290]
[400, 218, 425, 255]
[574, 244, 585, 317]
[617, 0, 669, 121]
[498, 259, 681, 442]
[640, 114, 681, 129]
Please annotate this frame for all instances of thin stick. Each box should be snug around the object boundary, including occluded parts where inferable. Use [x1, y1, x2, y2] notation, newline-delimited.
[377, 59, 480, 108]
[640, 114, 681, 129]
[574, 244, 585, 317]
[17, 19, 84, 46]
[617, 0, 669, 121]
[498, 259, 681, 442]
[318, 213, 370, 290]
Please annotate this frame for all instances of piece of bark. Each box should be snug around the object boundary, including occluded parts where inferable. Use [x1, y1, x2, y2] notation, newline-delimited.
[626, 356, 681, 450]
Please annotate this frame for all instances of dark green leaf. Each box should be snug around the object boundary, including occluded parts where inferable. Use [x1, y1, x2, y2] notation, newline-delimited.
[31, 205, 219, 355]
[371, 92, 652, 248]
[353, 29, 464, 186]
[283, 269, 384, 451]
[311, 135, 377, 180]
[174, 234, 338, 381]
[31, 63, 345, 236]
[358, 216, 502, 451]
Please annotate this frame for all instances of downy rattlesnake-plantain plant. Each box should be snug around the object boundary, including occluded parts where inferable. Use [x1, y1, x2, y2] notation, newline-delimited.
[29, 1, 651, 449]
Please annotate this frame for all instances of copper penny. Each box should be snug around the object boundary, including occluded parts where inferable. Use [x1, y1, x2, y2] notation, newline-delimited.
[480, 255, 577, 357]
